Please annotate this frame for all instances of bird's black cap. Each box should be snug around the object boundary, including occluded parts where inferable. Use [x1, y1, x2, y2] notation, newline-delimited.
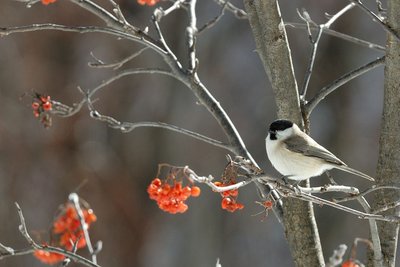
[269, 120, 293, 132]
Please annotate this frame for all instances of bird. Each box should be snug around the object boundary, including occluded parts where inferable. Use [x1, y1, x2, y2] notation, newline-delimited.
[265, 119, 374, 182]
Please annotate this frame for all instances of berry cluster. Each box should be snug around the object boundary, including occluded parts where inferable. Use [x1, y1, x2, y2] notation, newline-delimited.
[214, 181, 244, 212]
[34, 204, 97, 265]
[147, 178, 201, 214]
[41, 0, 57, 5]
[31, 93, 53, 128]
[137, 0, 160, 6]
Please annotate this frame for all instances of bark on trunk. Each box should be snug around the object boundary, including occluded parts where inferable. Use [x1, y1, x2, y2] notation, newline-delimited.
[243, 0, 325, 266]
[373, 0, 400, 266]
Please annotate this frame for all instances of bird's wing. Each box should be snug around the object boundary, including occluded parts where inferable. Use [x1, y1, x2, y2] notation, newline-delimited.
[283, 133, 346, 166]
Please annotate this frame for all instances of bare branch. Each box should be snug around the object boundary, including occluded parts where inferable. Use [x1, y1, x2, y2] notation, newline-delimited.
[333, 185, 400, 203]
[372, 200, 400, 214]
[152, 11, 183, 70]
[69, 193, 98, 264]
[87, 105, 234, 152]
[186, 0, 198, 72]
[349, 0, 400, 41]
[51, 99, 85, 117]
[300, 3, 355, 98]
[299, 184, 359, 195]
[50, 68, 175, 117]
[356, 197, 383, 266]
[183, 166, 400, 223]
[185, 166, 254, 192]
[68, 0, 122, 28]
[88, 68, 176, 97]
[198, 2, 227, 34]
[0, 243, 14, 256]
[213, 0, 247, 19]
[17, 0, 128, 29]
[305, 56, 385, 116]
[0, 247, 34, 260]
[155, 0, 186, 18]
[88, 47, 149, 70]
[286, 22, 385, 51]
[0, 24, 165, 55]
[290, 192, 398, 222]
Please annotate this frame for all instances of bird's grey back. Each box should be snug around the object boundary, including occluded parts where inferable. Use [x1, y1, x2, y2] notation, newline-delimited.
[283, 133, 346, 166]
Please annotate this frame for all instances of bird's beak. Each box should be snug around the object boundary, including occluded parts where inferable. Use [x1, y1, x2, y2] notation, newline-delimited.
[268, 130, 275, 135]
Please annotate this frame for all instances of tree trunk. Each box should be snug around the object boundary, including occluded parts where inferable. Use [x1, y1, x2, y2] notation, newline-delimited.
[373, 0, 400, 266]
[243, 0, 325, 266]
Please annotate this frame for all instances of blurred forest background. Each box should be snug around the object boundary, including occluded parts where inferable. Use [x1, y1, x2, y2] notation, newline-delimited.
[0, 0, 391, 266]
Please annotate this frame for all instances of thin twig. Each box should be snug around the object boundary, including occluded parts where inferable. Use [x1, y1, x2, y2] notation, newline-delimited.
[212, 0, 247, 19]
[291, 193, 398, 222]
[88, 47, 149, 70]
[356, 197, 383, 266]
[0, 243, 14, 255]
[13, 0, 40, 7]
[300, 3, 355, 98]
[285, 22, 385, 51]
[155, 0, 186, 18]
[69, 193, 97, 264]
[305, 56, 385, 116]
[333, 185, 400, 203]
[372, 200, 400, 214]
[51, 100, 85, 117]
[87, 106, 235, 152]
[298, 184, 359, 194]
[198, 2, 227, 34]
[88, 68, 176, 97]
[68, 0, 124, 29]
[152, 12, 183, 70]
[0, 24, 166, 56]
[349, 0, 400, 41]
[186, 0, 198, 72]
[0, 247, 33, 260]
[49, 68, 176, 117]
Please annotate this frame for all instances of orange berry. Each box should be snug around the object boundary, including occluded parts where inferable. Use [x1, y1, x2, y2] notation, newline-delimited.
[152, 178, 162, 187]
[84, 209, 97, 224]
[235, 203, 244, 210]
[41, 0, 57, 5]
[221, 197, 232, 208]
[40, 95, 50, 103]
[137, 0, 159, 6]
[228, 189, 238, 197]
[191, 186, 201, 197]
[161, 184, 171, 195]
[32, 102, 40, 110]
[221, 197, 244, 212]
[214, 181, 222, 187]
[42, 102, 52, 111]
[263, 200, 273, 209]
[182, 186, 192, 197]
[174, 181, 182, 191]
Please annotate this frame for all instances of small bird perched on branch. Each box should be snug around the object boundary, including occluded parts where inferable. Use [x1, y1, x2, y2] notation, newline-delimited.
[265, 119, 374, 182]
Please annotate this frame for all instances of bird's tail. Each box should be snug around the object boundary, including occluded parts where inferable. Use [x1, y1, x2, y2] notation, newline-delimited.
[337, 165, 375, 181]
